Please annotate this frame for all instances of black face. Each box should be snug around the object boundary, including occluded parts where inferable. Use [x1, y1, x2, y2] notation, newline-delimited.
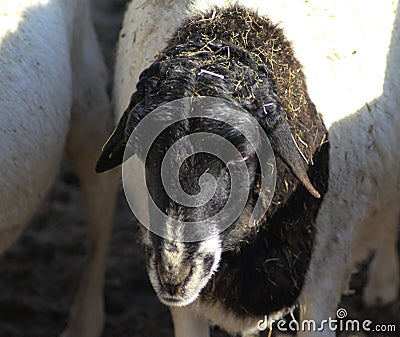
[143, 116, 259, 241]
[140, 114, 259, 307]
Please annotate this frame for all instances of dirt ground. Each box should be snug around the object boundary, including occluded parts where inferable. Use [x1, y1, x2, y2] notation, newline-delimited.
[0, 1, 398, 336]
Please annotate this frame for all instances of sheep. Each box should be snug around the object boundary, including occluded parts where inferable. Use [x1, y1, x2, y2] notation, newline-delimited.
[98, 0, 400, 336]
[0, 0, 119, 336]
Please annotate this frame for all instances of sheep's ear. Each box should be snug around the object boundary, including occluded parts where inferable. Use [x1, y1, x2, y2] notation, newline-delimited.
[95, 111, 130, 173]
[263, 105, 320, 198]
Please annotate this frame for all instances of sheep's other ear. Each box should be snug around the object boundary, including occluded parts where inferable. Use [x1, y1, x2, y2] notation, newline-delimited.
[95, 111, 130, 173]
[96, 60, 162, 173]
[263, 105, 320, 198]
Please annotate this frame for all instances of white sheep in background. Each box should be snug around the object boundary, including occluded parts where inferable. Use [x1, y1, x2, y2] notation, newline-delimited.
[0, 0, 119, 336]
[100, 0, 399, 336]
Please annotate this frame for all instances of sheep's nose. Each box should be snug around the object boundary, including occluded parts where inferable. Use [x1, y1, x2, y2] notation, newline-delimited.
[163, 282, 185, 297]
[157, 262, 192, 296]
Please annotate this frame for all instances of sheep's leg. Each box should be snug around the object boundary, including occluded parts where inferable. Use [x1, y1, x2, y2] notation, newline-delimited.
[296, 212, 349, 337]
[61, 88, 119, 337]
[170, 306, 210, 337]
[297, 266, 344, 337]
[363, 202, 400, 306]
[60, 17, 119, 337]
[297, 284, 341, 337]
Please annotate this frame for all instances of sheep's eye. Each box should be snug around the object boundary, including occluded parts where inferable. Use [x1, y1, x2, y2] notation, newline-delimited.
[263, 102, 276, 115]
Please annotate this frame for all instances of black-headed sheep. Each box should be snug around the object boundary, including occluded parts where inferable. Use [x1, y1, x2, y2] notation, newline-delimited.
[98, 1, 399, 336]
